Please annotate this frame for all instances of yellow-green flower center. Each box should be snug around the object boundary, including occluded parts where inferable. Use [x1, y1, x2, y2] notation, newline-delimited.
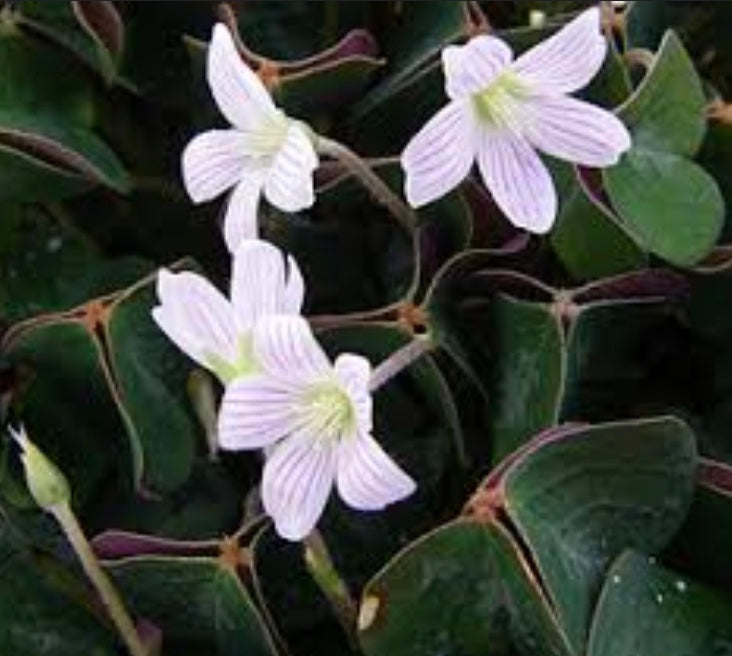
[247, 111, 290, 159]
[301, 382, 355, 440]
[205, 334, 258, 384]
[472, 71, 528, 128]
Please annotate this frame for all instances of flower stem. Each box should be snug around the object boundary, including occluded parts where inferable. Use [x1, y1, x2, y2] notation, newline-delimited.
[370, 334, 434, 392]
[315, 135, 416, 234]
[52, 502, 149, 656]
[303, 530, 357, 643]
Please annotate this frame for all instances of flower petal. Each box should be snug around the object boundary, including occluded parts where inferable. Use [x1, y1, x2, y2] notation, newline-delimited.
[262, 430, 337, 541]
[208, 23, 276, 130]
[230, 240, 303, 330]
[477, 129, 557, 233]
[334, 354, 372, 434]
[336, 431, 416, 511]
[263, 123, 318, 212]
[283, 254, 305, 315]
[523, 95, 631, 168]
[442, 35, 514, 99]
[223, 173, 265, 253]
[218, 375, 298, 450]
[401, 99, 476, 208]
[181, 129, 249, 203]
[152, 269, 237, 369]
[512, 7, 606, 95]
[252, 316, 331, 382]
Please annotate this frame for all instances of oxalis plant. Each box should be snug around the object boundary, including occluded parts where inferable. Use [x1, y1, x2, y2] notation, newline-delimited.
[1, 1, 732, 655]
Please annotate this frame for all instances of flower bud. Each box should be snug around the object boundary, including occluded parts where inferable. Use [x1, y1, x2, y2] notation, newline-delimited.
[9, 425, 70, 511]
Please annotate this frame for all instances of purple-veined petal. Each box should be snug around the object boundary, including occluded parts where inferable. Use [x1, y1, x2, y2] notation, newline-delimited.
[401, 99, 476, 208]
[283, 254, 305, 315]
[252, 316, 331, 382]
[218, 375, 299, 450]
[442, 35, 514, 99]
[152, 269, 237, 368]
[262, 430, 337, 541]
[207, 23, 276, 130]
[223, 172, 266, 253]
[334, 354, 372, 434]
[523, 95, 631, 168]
[512, 7, 606, 95]
[477, 129, 557, 233]
[263, 123, 318, 212]
[336, 431, 416, 511]
[181, 129, 249, 203]
[230, 239, 304, 330]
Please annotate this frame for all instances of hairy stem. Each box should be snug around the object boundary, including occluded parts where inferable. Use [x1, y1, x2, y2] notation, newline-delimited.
[52, 502, 149, 656]
[315, 135, 416, 233]
[303, 530, 357, 643]
[370, 334, 434, 392]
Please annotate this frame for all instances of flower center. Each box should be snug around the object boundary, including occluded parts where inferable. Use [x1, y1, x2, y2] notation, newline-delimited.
[205, 334, 258, 384]
[247, 110, 290, 159]
[301, 382, 355, 441]
[472, 71, 528, 129]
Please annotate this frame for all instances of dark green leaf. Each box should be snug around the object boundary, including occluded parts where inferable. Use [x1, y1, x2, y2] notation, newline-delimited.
[108, 555, 277, 656]
[588, 551, 732, 656]
[504, 417, 697, 652]
[358, 519, 572, 656]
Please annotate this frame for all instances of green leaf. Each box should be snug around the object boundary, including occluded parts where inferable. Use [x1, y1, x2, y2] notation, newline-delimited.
[561, 296, 681, 422]
[108, 556, 277, 656]
[18, 0, 122, 81]
[667, 462, 732, 592]
[3, 319, 127, 509]
[504, 417, 698, 653]
[619, 32, 706, 156]
[550, 165, 646, 281]
[483, 294, 565, 463]
[0, 23, 129, 194]
[603, 31, 723, 266]
[0, 204, 151, 322]
[358, 519, 572, 656]
[0, 145, 89, 202]
[605, 149, 723, 267]
[0, 550, 118, 656]
[587, 551, 732, 656]
[104, 278, 199, 494]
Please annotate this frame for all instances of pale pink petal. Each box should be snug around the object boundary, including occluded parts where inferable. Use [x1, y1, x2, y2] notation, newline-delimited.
[252, 316, 330, 382]
[282, 255, 305, 315]
[262, 430, 337, 541]
[477, 129, 557, 233]
[217, 375, 299, 450]
[523, 95, 631, 168]
[230, 240, 294, 329]
[223, 173, 265, 253]
[401, 100, 476, 208]
[442, 35, 514, 99]
[152, 269, 237, 367]
[512, 7, 606, 95]
[336, 431, 416, 511]
[181, 130, 249, 203]
[263, 123, 318, 212]
[207, 23, 276, 130]
[334, 354, 372, 433]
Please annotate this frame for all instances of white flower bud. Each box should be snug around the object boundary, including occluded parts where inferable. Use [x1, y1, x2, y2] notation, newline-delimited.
[10, 425, 70, 511]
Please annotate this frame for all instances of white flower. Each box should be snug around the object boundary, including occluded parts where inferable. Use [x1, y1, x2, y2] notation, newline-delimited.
[218, 315, 416, 541]
[152, 240, 304, 384]
[401, 7, 631, 233]
[182, 23, 319, 252]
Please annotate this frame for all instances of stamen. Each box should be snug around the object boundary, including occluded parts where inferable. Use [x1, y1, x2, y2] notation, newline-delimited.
[300, 382, 355, 441]
[472, 72, 528, 129]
